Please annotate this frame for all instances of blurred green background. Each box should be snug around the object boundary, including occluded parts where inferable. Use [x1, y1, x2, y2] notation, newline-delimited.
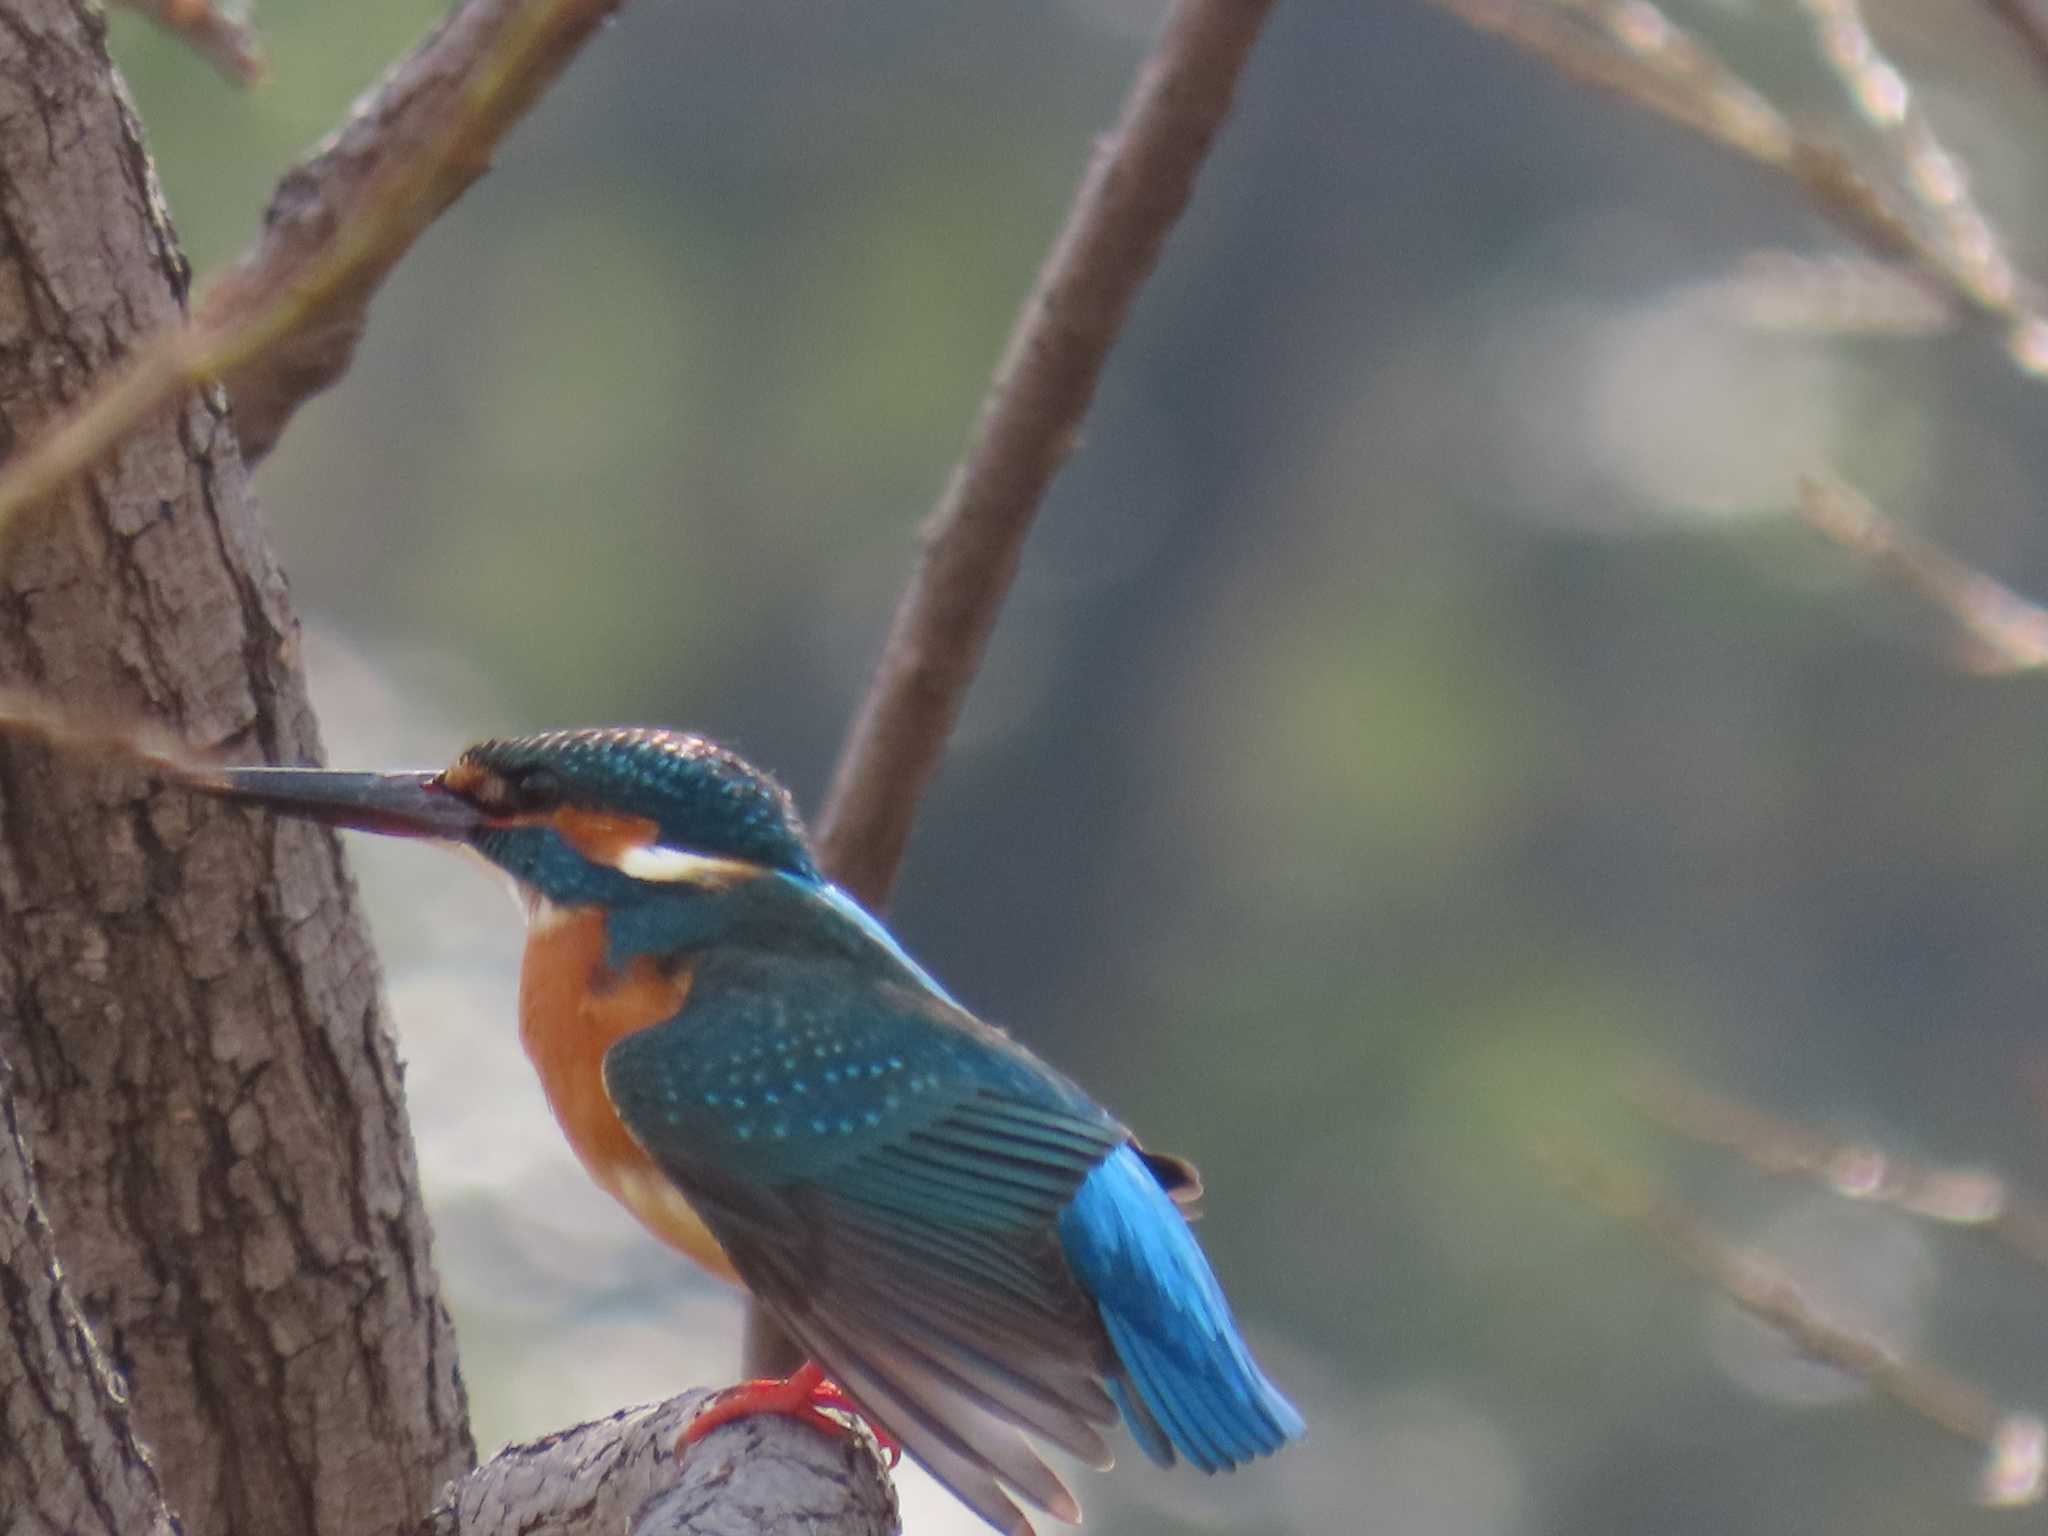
[111, 3, 2048, 1533]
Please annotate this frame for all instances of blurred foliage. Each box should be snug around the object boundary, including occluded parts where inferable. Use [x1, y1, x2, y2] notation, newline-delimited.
[108, 1, 2048, 1532]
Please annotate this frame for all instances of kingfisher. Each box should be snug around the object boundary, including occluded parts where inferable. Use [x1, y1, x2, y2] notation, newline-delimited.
[188, 727, 1303, 1534]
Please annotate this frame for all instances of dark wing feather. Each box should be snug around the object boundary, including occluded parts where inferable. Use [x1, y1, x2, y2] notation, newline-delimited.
[603, 947, 1129, 1533]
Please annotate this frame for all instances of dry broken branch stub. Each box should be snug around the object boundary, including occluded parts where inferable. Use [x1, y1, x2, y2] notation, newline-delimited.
[418, 1394, 898, 1536]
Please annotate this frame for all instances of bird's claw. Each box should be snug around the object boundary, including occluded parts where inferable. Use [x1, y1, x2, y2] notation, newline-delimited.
[678, 1360, 902, 1467]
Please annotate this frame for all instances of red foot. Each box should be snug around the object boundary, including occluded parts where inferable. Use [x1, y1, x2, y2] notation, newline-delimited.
[678, 1359, 902, 1467]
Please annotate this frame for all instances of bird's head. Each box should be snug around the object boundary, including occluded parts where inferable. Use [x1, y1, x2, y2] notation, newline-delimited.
[195, 727, 819, 909]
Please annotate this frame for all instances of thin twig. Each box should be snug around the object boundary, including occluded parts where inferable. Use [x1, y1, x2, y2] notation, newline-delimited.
[113, 0, 267, 84]
[1428, 2, 1872, 227]
[1625, 1062, 2048, 1276]
[1796, 474, 2048, 672]
[813, 0, 1279, 909]
[0, 0, 626, 542]
[1796, 0, 2048, 370]
[1425, 0, 2048, 373]
[0, 691, 199, 775]
[1556, 0, 1798, 160]
[1539, 1136, 2047, 1506]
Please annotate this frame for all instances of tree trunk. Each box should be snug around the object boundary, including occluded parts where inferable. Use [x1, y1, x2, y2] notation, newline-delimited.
[0, 8, 473, 1536]
[0, 1063, 178, 1536]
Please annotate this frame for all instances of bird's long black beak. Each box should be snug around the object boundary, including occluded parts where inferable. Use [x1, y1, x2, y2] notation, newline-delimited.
[193, 767, 485, 840]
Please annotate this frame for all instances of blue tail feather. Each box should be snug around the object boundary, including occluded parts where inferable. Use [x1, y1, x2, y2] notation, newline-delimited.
[1058, 1145, 1306, 1472]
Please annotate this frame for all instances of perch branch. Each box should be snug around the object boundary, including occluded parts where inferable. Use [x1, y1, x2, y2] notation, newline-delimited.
[814, 0, 1279, 909]
[416, 1392, 896, 1536]
[0, 0, 627, 543]
[1796, 475, 2048, 672]
[1539, 1136, 2046, 1506]
[112, 0, 267, 83]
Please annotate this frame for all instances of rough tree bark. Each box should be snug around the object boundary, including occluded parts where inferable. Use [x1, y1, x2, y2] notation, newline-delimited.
[0, 1062, 177, 1536]
[417, 1393, 897, 1536]
[0, 9, 472, 1536]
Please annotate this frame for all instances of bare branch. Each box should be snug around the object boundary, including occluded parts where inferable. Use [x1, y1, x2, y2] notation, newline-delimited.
[418, 1393, 897, 1536]
[1795, 474, 2048, 672]
[1627, 1063, 2048, 1276]
[210, 0, 631, 460]
[0, 0, 628, 540]
[112, 0, 267, 83]
[1539, 1137, 2048, 1506]
[815, 0, 1280, 910]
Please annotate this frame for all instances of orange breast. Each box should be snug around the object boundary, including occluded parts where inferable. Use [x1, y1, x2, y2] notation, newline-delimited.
[519, 907, 740, 1284]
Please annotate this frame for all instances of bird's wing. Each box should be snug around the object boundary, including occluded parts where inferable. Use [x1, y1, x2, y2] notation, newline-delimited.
[602, 947, 1128, 1536]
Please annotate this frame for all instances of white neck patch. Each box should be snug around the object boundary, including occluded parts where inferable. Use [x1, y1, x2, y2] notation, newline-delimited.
[612, 843, 762, 888]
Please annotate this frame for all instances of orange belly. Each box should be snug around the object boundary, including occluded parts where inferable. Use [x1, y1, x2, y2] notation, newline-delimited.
[519, 906, 740, 1284]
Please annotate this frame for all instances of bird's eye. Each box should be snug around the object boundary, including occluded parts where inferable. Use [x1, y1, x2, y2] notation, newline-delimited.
[510, 767, 562, 811]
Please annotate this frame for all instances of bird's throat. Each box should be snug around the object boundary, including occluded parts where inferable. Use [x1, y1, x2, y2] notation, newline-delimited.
[518, 905, 739, 1283]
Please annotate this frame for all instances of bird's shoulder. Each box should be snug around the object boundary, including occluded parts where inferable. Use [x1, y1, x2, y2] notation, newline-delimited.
[600, 897, 1122, 1190]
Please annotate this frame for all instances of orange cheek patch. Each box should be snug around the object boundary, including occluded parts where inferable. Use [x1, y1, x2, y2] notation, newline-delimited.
[550, 808, 663, 867]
